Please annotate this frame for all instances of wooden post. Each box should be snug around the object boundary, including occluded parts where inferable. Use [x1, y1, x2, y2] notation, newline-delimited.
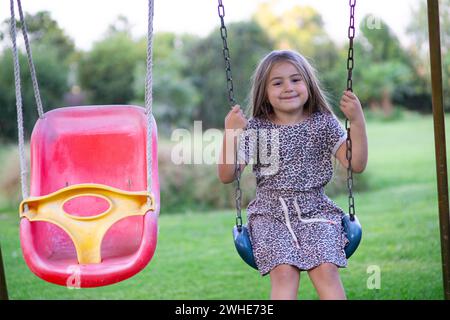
[0, 244, 8, 300]
[427, 0, 450, 300]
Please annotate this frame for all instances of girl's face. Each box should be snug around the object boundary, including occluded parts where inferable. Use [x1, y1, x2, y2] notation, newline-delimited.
[266, 61, 309, 116]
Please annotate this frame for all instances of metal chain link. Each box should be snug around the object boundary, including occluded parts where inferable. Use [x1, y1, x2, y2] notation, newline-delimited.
[347, 0, 356, 92]
[218, 0, 236, 107]
[217, 0, 242, 230]
[346, 0, 356, 220]
[235, 150, 243, 230]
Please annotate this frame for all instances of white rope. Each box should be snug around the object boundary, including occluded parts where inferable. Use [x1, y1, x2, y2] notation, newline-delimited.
[10, 0, 29, 200]
[16, 0, 44, 119]
[145, 0, 154, 195]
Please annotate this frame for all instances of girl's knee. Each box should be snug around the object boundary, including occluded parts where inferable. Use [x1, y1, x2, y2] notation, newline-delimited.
[309, 263, 341, 281]
[270, 264, 299, 281]
[270, 264, 300, 300]
[314, 262, 339, 272]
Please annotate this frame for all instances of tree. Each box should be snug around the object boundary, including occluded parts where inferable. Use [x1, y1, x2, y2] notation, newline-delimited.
[0, 48, 70, 141]
[77, 18, 140, 105]
[0, 11, 72, 141]
[407, 0, 449, 53]
[253, 2, 339, 73]
[356, 61, 413, 115]
[252, 1, 342, 112]
[184, 21, 274, 129]
[133, 32, 201, 134]
[1, 11, 76, 65]
[406, 0, 450, 111]
[355, 15, 415, 115]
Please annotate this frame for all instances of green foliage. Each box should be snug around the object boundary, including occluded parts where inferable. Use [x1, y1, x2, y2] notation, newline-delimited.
[252, 2, 345, 115]
[184, 21, 274, 128]
[0, 47, 69, 142]
[78, 31, 139, 104]
[19, 11, 76, 65]
[133, 33, 201, 134]
[2, 4, 445, 142]
[445, 51, 450, 96]
[359, 16, 410, 64]
[406, 0, 450, 112]
[253, 3, 337, 63]
[357, 61, 413, 107]
[1, 11, 76, 60]
[0, 11, 73, 141]
[407, 0, 450, 53]
[354, 16, 416, 115]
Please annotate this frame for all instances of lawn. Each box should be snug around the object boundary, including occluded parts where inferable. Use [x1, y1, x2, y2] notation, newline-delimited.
[0, 111, 448, 299]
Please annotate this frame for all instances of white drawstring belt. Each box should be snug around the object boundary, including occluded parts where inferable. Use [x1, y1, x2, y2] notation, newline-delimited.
[279, 196, 337, 250]
[279, 197, 300, 249]
[293, 200, 338, 225]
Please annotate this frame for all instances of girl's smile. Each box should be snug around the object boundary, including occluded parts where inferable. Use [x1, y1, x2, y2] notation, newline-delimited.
[280, 95, 300, 100]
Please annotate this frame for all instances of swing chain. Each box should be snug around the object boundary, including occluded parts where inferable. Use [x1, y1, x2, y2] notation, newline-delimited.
[235, 154, 243, 230]
[346, 119, 356, 219]
[232, 133, 243, 231]
[346, 0, 356, 221]
[218, 0, 242, 230]
[347, 0, 356, 92]
[218, 0, 236, 107]
[234, 139, 243, 230]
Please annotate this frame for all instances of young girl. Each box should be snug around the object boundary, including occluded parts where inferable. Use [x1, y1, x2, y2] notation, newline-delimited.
[218, 50, 368, 300]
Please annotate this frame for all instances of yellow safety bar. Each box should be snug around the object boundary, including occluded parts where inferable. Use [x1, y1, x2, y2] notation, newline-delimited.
[20, 184, 155, 264]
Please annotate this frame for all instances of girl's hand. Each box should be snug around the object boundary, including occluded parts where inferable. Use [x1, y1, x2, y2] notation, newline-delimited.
[225, 105, 248, 130]
[340, 91, 364, 123]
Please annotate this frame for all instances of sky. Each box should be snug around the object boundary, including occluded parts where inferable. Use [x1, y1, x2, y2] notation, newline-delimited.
[0, 0, 422, 50]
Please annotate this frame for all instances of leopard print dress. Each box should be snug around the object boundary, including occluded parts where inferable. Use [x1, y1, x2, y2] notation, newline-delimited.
[238, 111, 349, 276]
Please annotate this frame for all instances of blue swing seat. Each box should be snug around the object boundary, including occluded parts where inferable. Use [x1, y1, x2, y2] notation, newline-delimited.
[233, 225, 257, 269]
[233, 214, 362, 269]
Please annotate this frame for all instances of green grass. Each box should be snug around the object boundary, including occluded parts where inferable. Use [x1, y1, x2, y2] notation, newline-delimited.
[0, 111, 448, 299]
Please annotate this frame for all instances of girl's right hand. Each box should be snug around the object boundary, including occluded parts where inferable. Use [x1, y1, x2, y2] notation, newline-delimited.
[225, 105, 248, 130]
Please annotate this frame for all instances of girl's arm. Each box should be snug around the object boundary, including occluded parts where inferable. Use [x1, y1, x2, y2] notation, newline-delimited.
[335, 91, 368, 173]
[217, 105, 248, 184]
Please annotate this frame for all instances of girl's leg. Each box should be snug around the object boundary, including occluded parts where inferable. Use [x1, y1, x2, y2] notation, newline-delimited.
[269, 264, 300, 300]
[307, 263, 346, 300]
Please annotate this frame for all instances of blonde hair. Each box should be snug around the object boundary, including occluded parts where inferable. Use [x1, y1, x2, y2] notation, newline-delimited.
[249, 50, 333, 119]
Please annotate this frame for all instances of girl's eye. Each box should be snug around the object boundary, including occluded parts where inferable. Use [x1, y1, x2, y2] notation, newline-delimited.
[273, 82, 281, 86]
[292, 78, 302, 83]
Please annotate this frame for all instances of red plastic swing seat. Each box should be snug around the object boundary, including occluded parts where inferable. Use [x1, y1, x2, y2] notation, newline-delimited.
[20, 105, 160, 288]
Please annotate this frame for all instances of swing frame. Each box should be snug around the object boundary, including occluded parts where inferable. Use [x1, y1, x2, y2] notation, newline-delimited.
[428, 0, 450, 300]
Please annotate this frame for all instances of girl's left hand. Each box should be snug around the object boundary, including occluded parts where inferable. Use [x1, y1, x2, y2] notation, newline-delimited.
[340, 91, 364, 123]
